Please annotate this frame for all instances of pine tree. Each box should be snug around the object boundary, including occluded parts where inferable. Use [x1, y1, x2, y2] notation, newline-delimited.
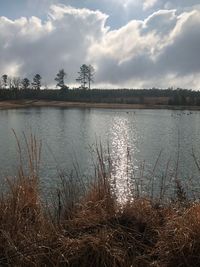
[22, 78, 30, 90]
[32, 74, 42, 90]
[87, 65, 95, 90]
[55, 69, 67, 90]
[2, 74, 8, 89]
[76, 64, 89, 90]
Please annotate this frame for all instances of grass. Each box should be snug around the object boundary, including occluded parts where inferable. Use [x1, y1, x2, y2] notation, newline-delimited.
[1, 135, 200, 266]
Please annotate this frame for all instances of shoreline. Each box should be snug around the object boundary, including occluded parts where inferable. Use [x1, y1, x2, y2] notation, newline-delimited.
[0, 100, 200, 110]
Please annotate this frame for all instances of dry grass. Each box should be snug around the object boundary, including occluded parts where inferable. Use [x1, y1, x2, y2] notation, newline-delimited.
[0, 136, 200, 266]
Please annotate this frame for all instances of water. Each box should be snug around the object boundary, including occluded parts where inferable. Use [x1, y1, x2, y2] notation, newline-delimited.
[1, 107, 200, 199]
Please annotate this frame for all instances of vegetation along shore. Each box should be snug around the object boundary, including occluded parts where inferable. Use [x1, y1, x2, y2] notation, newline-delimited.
[1, 135, 200, 266]
[1, 69, 200, 109]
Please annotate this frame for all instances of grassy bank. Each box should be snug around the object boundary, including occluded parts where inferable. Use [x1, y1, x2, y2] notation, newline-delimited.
[1, 100, 200, 110]
[1, 136, 200, 266]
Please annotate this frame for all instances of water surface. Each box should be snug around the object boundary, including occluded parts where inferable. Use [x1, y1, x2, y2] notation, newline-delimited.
[0, 107, 200, 199]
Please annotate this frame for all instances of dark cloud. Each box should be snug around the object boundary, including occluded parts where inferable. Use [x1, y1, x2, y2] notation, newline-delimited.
[157, 10, 200, 76]
[90, 8, 200, 88]
[141, 10, 177, 36]
[0, 5, 107, 85]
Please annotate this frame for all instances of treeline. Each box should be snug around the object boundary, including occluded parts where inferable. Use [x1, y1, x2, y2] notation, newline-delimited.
[0, 68, 200, 106]
[0, 87, 200, 106]
[0, 64, 95, 91]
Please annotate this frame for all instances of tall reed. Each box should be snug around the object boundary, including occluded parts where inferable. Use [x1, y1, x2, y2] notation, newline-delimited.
[0, 134, 200, 266]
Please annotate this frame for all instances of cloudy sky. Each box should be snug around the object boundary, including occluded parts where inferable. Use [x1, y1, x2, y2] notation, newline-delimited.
[0, 0, 200, 89]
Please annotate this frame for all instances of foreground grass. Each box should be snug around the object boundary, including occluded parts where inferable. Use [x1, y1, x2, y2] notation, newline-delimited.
[1, 136, 200, 266]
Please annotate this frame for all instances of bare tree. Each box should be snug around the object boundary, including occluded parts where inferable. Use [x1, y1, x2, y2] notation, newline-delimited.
[8, 77, 13, 89]
[12, 77, 21, 90]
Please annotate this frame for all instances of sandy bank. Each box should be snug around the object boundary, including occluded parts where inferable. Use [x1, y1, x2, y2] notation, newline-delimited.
[0, 100, 200, 110]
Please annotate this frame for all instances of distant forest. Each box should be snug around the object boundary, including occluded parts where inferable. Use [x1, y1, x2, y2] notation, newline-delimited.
[0, 66, 200, 106]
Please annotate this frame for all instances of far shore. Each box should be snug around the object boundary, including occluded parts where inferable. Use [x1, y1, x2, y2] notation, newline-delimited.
[0, 99, 200, 110]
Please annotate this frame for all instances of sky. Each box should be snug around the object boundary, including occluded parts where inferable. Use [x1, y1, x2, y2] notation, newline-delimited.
[0, 0, 200, 89]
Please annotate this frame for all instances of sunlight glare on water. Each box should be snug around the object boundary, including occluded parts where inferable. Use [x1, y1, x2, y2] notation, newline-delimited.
[110, 116, 138, 203]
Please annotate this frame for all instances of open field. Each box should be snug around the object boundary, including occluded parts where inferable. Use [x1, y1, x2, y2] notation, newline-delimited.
[1, 100, 200, 110]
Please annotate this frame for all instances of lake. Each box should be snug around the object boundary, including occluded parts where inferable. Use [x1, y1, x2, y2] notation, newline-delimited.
[1, 107, 200, 200]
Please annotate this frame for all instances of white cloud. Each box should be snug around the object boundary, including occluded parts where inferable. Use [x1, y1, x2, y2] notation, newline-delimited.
[0, 4, 200, 89]
[143, 0, 158, 10]
[143, 0, 200, 11]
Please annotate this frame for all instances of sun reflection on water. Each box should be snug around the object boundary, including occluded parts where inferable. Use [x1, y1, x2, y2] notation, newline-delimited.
[109, 116, 139, 204]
